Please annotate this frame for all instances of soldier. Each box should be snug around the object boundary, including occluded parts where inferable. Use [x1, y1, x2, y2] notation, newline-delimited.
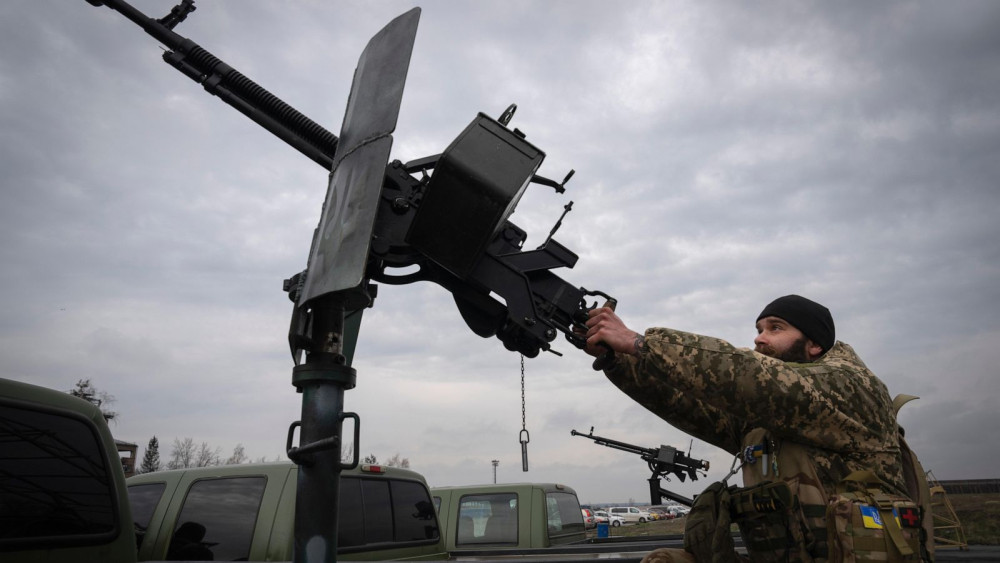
[582, 295, 918, 562]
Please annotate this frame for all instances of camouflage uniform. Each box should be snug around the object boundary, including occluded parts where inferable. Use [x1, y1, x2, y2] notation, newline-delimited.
[606, 327, 906, 561]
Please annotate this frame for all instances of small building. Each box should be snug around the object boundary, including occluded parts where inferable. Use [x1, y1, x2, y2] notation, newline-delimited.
[116, 439, 137, 477]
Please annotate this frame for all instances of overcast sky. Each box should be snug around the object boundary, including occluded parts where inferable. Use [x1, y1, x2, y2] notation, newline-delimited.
[2, 1, 998, 504]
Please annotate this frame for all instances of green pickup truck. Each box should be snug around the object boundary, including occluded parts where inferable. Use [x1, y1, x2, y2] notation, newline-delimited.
[128, 462, 445, 561]
[431, 483, 586, 552]
[0, 377, 137, 563]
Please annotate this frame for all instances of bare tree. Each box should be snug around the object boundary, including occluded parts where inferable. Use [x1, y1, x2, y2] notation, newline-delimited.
[362, 453, 410, 468]
[385, 453, 410, 468]
[225, 444, 248, 465]
[166, 437, 228, 468]
[168, 437, 196, 469]
[194, 442, 222, 467]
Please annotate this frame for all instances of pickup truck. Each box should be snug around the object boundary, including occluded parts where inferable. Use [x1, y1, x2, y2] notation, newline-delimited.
[431, 482, 586, 552]
[0, 377, 137, 563]
[128, 463, 445, 561]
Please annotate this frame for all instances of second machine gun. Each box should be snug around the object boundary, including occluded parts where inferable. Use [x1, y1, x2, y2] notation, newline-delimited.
[572, 428, 709, 507]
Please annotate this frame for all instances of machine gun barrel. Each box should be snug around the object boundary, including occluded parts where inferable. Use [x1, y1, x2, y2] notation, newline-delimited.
[87, 0, 338, 170]
[572, 428, 709, 507]
[570, 428, 657, 460]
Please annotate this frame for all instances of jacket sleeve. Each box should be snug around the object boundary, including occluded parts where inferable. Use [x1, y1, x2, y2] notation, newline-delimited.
[605, 327, 896, 455]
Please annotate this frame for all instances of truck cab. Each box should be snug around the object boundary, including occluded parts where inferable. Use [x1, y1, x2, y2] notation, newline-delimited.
[128, 462, 446, 561]
[431, 482, 586, 552]
[0, 377, 137, 563]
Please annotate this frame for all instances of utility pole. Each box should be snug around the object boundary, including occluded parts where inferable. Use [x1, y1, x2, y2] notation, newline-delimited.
[492, 459, 499, 484]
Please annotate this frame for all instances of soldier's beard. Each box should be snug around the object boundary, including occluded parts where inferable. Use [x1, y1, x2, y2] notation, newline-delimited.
[756, 337, 810, 363]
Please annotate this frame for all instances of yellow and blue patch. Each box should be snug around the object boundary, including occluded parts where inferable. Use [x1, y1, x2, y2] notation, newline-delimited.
[859, 505, 902, 529]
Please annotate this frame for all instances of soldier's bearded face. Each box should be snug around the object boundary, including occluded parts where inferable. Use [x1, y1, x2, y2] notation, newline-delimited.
[754, 316, 814, 362]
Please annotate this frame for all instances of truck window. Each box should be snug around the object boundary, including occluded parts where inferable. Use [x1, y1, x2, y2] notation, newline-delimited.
[456, 493, 517, 545]
[166, 476, 266, 561]
[545, 491, 584, 535]
[339, 476, 440, 550]
[392, 480, 439, 541]
[0, 402, 118, 547]
[128, 482, 166, 550]
[361, 478, 393, 543]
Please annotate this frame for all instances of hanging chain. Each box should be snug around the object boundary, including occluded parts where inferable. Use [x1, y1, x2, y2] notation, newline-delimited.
[521, 355, 526, 431]
[519, 354, 530, 471]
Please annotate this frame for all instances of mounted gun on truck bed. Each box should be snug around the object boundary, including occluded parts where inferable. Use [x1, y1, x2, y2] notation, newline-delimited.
[572, 428, 709, 507]
[85, 1, 612, 560]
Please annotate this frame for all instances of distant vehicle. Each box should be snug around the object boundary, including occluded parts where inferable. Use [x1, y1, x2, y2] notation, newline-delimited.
[581, 508, 596, 529]
[594, 511, 625, 527]
[648, 507, 675, 520]
[667, 505, 690, 517]
[607, 506, 652, 523]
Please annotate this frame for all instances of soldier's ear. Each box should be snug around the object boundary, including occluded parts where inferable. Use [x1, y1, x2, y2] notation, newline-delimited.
[805, 339, 824, 361]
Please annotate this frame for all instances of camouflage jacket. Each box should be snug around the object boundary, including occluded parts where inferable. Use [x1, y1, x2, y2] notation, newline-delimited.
[605, 326, 907, 507]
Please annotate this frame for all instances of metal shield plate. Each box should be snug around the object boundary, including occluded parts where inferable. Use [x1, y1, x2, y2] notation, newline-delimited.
[300, 7, 420, 305]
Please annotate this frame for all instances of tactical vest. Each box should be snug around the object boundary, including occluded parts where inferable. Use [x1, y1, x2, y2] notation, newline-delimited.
[683, 395, 934, 563]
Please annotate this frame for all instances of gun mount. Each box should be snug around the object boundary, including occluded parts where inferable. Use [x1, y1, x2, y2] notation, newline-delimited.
[86, 1, 612, 561]
[572, 428, 709, 507]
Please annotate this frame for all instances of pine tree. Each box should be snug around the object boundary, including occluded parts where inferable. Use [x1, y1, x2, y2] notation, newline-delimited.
[139, 436, 161, 474]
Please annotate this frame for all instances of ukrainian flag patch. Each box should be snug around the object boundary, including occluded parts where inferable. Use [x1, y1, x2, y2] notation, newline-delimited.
[860, 505, 901, 529]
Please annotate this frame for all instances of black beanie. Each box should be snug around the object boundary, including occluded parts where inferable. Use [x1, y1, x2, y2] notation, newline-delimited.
[756, 295, 836, 352]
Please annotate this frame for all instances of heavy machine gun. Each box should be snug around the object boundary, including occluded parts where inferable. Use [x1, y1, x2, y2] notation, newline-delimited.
[85, 1, 612, 561]
[572, 428, 709, 507]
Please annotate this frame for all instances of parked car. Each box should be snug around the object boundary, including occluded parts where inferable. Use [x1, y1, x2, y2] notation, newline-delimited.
[581, 508, 596, 529]
[648, 507, 674, 520]
[667, 505, 690, 517]
[607, 506, 652, 523]
[593, 510, 624, 526]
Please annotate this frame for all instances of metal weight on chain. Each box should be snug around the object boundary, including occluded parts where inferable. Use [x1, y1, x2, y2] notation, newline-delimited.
[520, 429, 530, 471]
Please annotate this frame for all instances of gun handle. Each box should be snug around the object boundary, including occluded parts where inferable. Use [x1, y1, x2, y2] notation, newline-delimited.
[591, 299, 618, 371]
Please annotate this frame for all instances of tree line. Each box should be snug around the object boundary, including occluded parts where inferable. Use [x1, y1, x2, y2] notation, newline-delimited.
[68, 379, 409, 474]
[137, 436, 280, 473]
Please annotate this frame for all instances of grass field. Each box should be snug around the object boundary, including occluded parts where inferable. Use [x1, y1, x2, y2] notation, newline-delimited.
[942, 493, 1000, 546]
[586, 493, 1000, 546]
[587, 517, 687, 539]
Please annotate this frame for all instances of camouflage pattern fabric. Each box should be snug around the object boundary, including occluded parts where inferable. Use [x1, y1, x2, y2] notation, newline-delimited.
[606, 328, 907, 562]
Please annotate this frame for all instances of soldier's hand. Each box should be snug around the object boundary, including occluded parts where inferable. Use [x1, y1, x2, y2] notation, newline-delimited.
[584, 307, 643, 358]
